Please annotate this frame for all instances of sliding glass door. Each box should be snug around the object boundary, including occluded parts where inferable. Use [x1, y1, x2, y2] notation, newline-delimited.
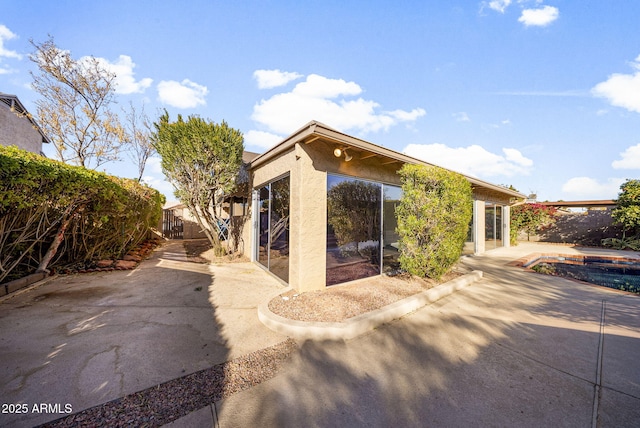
[485, 202, 504, 250]
[256, 176, 290, 282]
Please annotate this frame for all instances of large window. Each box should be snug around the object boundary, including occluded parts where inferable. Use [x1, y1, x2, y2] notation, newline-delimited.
[485, 202, 504, 250]
[256, 176, 290, 282]
[463, 202, 475, 255]
[382, 185, 402, 273]
[327, 175, 381, 285]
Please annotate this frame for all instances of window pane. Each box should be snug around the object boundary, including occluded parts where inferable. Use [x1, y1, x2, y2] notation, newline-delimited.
[463, 202, 475, 255]
[269, 176, 290, 282]
[485, 203, 504, 250]
[495, 205, 503, 248]
[383, 185, 402, 273]
[327, 175, 381, 285]
[257, 186, 269, 268]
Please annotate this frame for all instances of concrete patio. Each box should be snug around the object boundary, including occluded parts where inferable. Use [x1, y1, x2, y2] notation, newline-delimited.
[0, 241, 638, 427]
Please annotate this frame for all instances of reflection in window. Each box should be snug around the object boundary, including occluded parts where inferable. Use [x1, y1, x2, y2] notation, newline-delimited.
[269, 177, 290, 282]
[382, 185, 402, 273]
[485, 202, 503, 250]
[327, 175, 381, 285]
[463, 202, 475, 255]
[256, 176, 290, 282]
[257, 186, 269, 268]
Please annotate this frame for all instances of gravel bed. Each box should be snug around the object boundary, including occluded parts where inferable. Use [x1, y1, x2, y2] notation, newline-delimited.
[269, 271, 465, 323]
[39, 339, 297, 428]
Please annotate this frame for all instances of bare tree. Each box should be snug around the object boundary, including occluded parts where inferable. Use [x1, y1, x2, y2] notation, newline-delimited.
[123, 102, 155, 181]
[29, 37, 124, 169]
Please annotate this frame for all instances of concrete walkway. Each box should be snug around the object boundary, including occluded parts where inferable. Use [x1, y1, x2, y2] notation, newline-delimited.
[1, 242, 639, 427]
[180, 243, 640, 427]
[0, 241, 288, 427]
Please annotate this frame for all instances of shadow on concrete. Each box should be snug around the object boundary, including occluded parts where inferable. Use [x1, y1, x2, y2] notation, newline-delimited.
[216, 251, 640, 427]
[0, 242, 230, 427]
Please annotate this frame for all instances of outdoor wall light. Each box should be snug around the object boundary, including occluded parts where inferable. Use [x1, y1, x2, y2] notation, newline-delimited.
[334, 147, 352, 161]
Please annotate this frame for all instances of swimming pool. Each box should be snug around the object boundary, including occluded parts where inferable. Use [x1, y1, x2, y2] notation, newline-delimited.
[520, 254, 640, 294]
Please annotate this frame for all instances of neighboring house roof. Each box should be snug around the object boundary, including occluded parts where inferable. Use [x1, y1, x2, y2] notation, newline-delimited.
[163, 201, 185, 210]
[242, 150, 260, 163]
[539, 200, 616, 208]
[0, 93, 51, 144]
[251, 120, 526, 201]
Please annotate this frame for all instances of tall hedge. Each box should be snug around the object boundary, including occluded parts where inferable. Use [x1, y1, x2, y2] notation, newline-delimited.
[396, 164, 472, 279]
[0, 145, 164, 283]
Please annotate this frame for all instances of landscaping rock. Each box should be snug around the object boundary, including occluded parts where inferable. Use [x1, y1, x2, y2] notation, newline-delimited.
[114, 260, 137, 270]
[123, 254, 142, 262]
[96, 260, 114, 268]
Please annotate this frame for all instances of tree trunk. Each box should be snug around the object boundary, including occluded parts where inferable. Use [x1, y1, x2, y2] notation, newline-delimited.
[36, 205, 77, 273]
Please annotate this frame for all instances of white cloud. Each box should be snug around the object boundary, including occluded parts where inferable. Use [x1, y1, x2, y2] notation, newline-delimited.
[91, 55, 152, 94]
[0, 25, 21, 59]
[403, 143, 533, 177]
[453, 112, 470, 122]
[592, 54, 640, 114]
[612, 143, 640, 169]
[142, 174, 175, 199]
[253, 69, 302, 89]
[250, 73, 425, 135]
[0, 24, 22, 74]
[145, 156, 164, 174]
[561, 177, 624, 199]
[518, 6, 559, 27]
[485, 0, 512, 13]
[244, 130, 283, 150]
[157, 79, 208, 109]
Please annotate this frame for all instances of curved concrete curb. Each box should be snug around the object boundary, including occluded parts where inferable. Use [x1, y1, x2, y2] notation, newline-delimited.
[258, 270, 483, 341]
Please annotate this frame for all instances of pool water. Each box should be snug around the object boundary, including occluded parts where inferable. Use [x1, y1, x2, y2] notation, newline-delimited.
[531, 260, 640, 294]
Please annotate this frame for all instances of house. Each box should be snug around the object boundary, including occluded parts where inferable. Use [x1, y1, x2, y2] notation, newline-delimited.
[0, 93, 50, 155]
[240, 120, 525, 292]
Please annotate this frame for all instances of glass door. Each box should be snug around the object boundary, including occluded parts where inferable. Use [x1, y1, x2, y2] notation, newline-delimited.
[485, 203, 504, 250]
[255, 176, 290, 282]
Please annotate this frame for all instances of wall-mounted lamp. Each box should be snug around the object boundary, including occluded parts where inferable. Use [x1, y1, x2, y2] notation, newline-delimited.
[333, 147, 352, 161]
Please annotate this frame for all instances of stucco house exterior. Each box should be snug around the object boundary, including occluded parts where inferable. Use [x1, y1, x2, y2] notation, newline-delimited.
[241, 121, 525, 292]
[0, 93, 50, 155]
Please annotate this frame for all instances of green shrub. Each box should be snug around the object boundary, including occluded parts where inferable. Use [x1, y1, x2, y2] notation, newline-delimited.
[396, 164, 472, 279]
[510, 203, 557, 245]
[601, 236, 640, 251]
[0, 145, 164, 283]
[612, 179, 640, 237]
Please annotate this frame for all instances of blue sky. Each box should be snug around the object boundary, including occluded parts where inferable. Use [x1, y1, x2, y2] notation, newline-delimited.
[2, 1, 639, 202]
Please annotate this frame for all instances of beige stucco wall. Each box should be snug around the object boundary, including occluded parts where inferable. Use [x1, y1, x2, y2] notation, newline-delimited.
[250, 142, 409, 292]
[0, 107, 43, 154]
[249, 140, 517, 290]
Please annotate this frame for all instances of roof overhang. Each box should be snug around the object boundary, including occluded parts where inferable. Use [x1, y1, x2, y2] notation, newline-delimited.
[539, 200, 616, 208]
[250, 121, 526, 201]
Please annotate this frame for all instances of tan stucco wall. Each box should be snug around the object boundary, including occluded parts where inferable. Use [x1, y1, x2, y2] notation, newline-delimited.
[0, 107, 43, 154]
[249, 145, 328, 291]
[249, 140, 517, 290]
[251, 142, 409, 291]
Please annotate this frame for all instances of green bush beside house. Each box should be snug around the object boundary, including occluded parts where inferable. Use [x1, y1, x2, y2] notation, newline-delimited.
[396, 164, 473, 279]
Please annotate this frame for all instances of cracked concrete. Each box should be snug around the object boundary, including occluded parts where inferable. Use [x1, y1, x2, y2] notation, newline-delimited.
[0, 241, 287, 427]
